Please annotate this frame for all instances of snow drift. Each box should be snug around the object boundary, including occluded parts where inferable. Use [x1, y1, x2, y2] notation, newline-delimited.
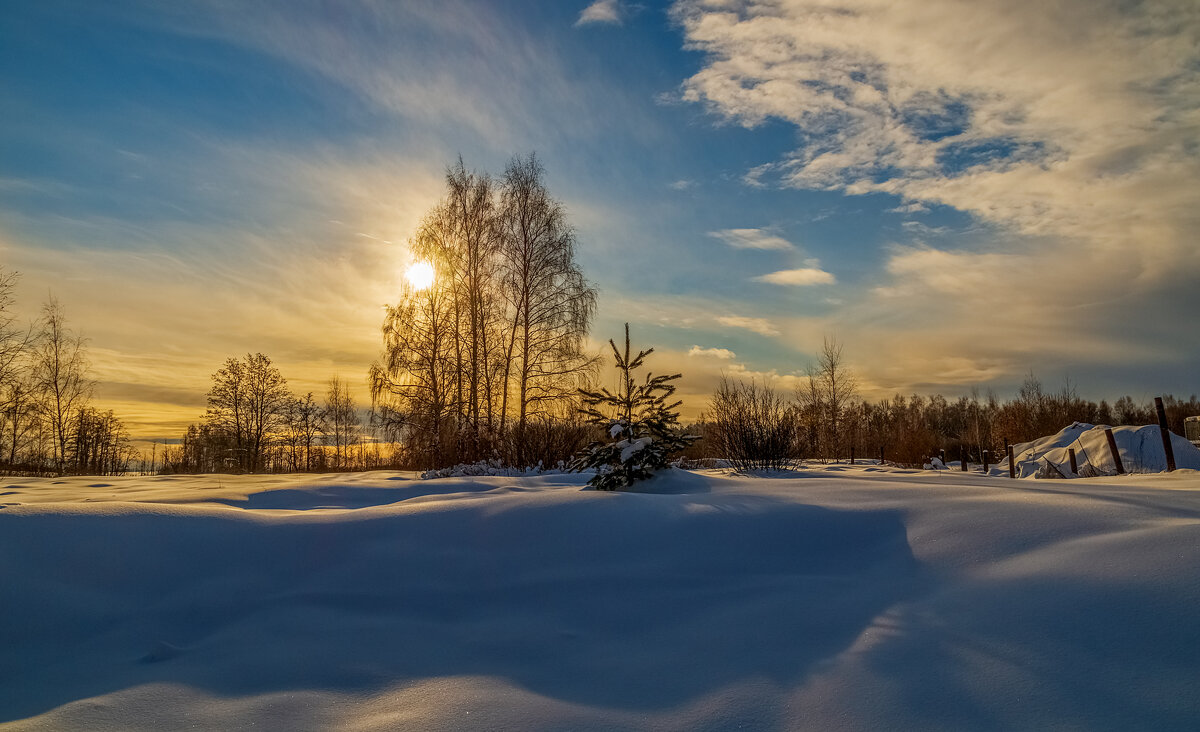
[2, 466, 1199, 730]
[1008, 422, 1200, 478]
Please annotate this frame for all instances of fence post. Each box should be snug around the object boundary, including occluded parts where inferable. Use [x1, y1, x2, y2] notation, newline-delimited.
[850, 446, 855, 465]
[1068, 447, 1078, 475]
[961, 445, 968, 472]
[879, 446, 885, 466]
[983, 449, 989, 473]
[939, 449, 946, 466]
[1105, 428, 1125, 474]
[1007, 444, 1015, 478]
[1155, 397, 1177, 472]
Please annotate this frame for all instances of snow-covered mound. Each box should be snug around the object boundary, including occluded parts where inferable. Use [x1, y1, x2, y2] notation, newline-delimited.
[420, 460, 571, 479]
[1009, 422, 1200, 478]
[2, 466, 1199, 730]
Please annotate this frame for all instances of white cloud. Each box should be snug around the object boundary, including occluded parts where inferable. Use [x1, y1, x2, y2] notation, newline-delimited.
[673, 0, 1200, 264]
[717, 315, 780, 337]
[708, 227, 795, 250]
[576, 0, 623, 27]
[688, 345, 736, 359]
[669, 178, 695, 190]
[754, 267, 835, 286]
[672, 0, 1200, 394]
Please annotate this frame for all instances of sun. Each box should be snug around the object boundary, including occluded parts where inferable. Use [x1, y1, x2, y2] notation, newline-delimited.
[405, 261, 435, 290]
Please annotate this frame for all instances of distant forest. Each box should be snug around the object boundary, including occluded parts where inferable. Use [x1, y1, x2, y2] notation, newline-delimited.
[2, 157, 1196, 476]
[694, 338, 1200, 470]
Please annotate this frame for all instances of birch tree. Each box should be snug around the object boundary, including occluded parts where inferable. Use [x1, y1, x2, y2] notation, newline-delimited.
[497, 153, 597, 464]
[32, 296, 93, 474]
[324, 374, 361, 470]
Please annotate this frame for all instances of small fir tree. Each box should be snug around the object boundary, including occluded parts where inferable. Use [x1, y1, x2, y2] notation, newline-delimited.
[571, 323, 698, 490]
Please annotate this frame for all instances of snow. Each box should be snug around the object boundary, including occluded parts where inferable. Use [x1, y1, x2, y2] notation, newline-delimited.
[1007, 422, 1200, 478]
[2, 465, 1200, 729]
[618, 436, 652, 463]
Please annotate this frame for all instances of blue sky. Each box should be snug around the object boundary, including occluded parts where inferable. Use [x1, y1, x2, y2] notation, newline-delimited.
[2, 0, 1198, 440]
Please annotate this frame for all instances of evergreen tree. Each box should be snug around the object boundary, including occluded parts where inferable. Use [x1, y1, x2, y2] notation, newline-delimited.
[571, 324, 698, 490]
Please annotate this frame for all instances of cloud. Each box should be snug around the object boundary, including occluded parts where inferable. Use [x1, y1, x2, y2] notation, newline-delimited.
[672, 0, 1200, 259]
[717, 315, 779, 337]
[708, 228, 795, 251]
[673, 0, 1200, 394]
[576, 0, 623, 26]
[754, 267, 835, 286]
[138, 2, 640, 152]
[669, 178, 695, 190]
[688, 345, 736, 359]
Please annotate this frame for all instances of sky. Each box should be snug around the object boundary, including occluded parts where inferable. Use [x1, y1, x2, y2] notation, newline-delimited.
[2, 0, 1198, 443]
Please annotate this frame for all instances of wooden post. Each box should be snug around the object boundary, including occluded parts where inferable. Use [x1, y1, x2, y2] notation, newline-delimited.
[850, 447, 855, 465]
[1105, 428, 1125, 474]
[939, 449, 946, 466]
[961, 445, 968, 472]
[1155, 397, 1177, 472]
[1068, 448, 1078, 475]
[879, 447, 885, 466]
[1007, 444, 1015, 478]
[983, 449, 989, 473]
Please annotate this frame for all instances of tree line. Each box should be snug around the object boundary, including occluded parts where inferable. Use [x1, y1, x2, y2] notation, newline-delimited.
[161, 355, 375, 474]
[11, 149, 1196, 477]
[0, 269, 137, 476]
[696, 338, 1200, 469]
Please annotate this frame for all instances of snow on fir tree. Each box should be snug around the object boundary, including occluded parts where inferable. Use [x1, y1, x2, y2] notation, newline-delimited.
[571, 323, 699, 490]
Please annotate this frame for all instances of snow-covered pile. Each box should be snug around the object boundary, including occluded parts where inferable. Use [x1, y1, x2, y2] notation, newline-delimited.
[1008, 422, 1200, 478]
[420, 459, 570, 479]
[2, 466, 1199, 730]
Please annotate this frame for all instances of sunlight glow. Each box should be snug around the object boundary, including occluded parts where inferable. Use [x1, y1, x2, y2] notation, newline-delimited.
[405, 261, 435, 290]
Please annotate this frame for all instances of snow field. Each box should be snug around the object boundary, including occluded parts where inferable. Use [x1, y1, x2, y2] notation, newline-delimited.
[2, 465, 1199, 730]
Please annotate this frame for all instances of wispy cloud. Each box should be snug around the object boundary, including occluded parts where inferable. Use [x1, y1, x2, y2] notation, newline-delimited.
[717, 315, 779, 337]
[576, 0, 623, 27]
[0, 142, 450, 441]
[754, 267, 835, 286]
[688, 345, 736, 359]
[709, 227, 795, 251]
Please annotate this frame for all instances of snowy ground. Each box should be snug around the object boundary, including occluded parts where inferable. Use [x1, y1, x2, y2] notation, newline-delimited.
[2, 465, 1199, 730]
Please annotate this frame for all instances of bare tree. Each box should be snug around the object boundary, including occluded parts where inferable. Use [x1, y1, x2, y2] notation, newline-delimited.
[0, 269, 37, 470]
[797, 337, 857, 462]
[70, 407, 135, 475]
[434, 158, 504, 454]
[2, 373, 41, 469]
[708, 376, 797, 471]
[205, 353, 292, 472]
[497, 153, 597, 464]
[0, 269, 30, 403]
[31, 296, 93, 474]
[370, 278, 458, 469]
[283, 392, 325, 472]
[324, 374, 361, 470]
